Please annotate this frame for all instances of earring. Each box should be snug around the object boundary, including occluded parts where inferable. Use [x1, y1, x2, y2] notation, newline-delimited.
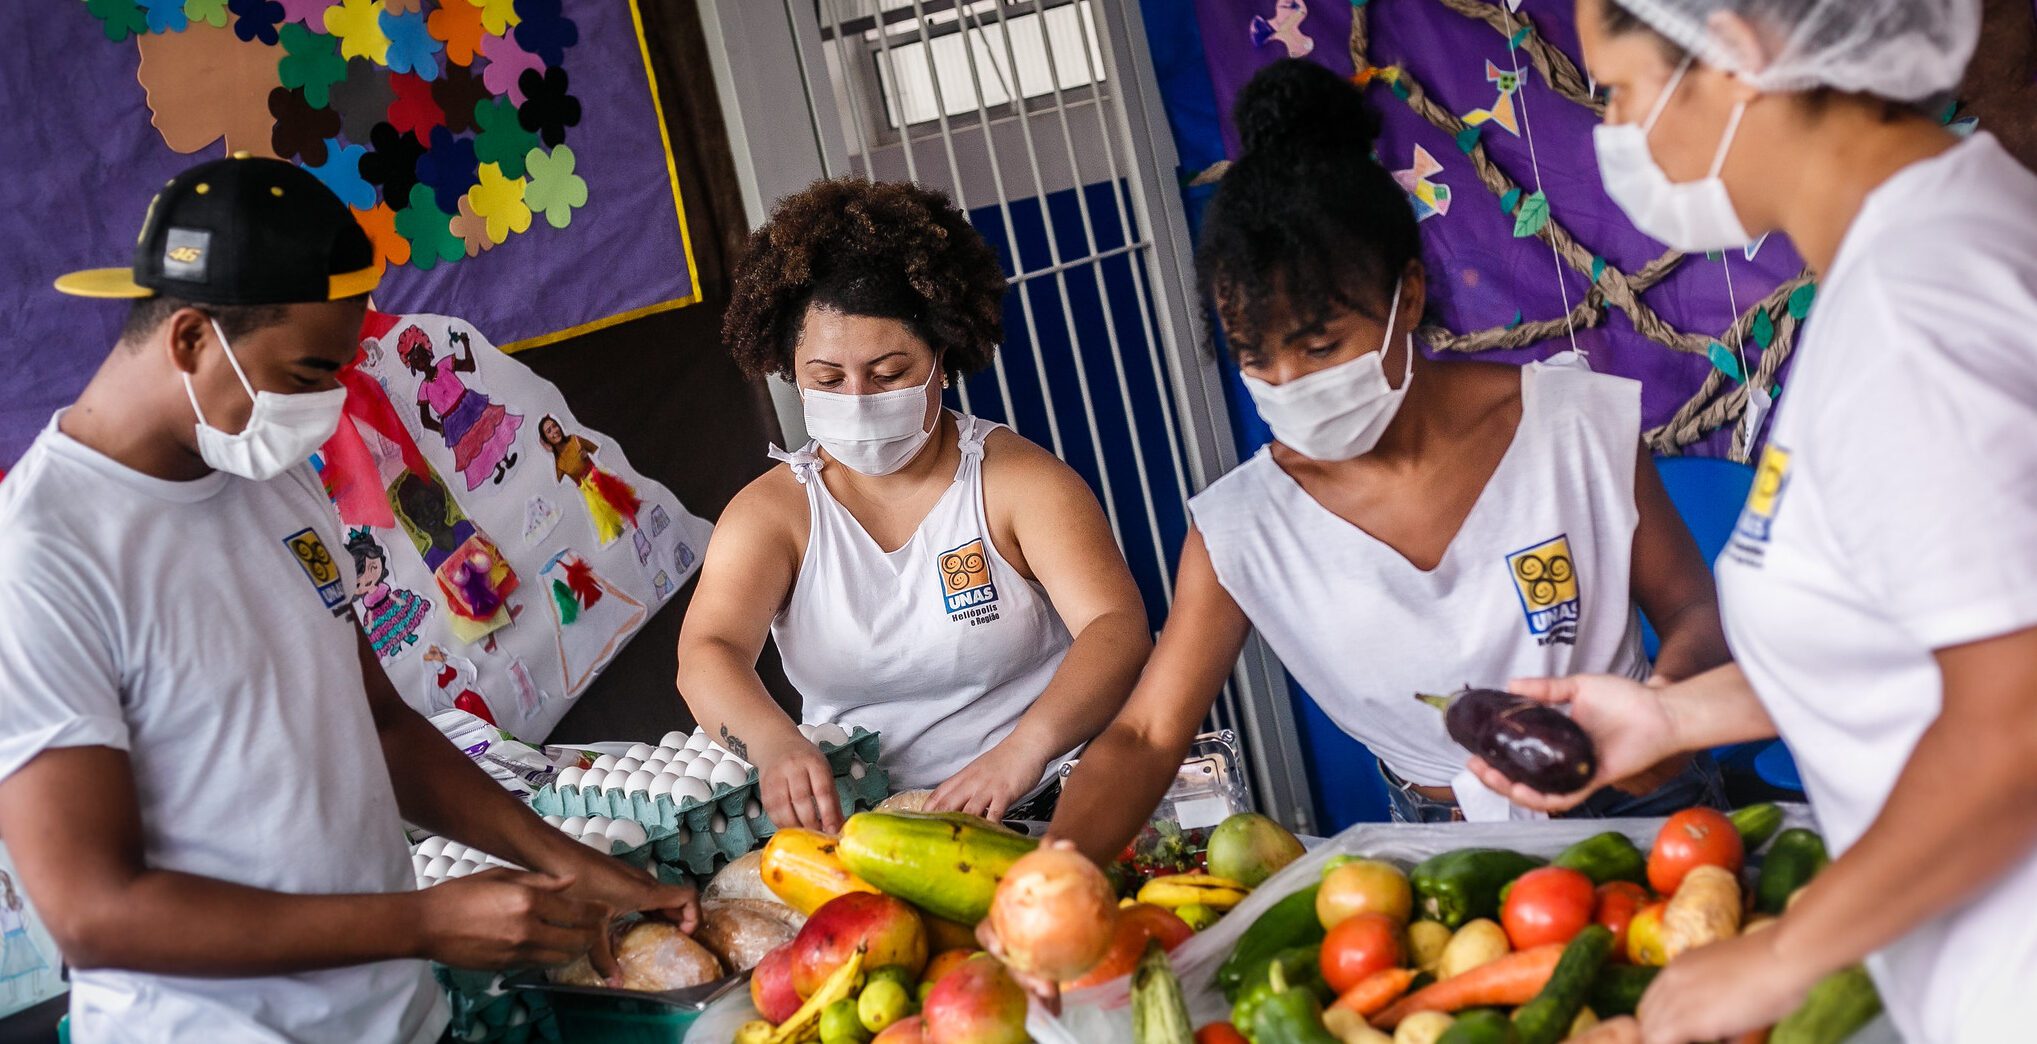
[942, 375, 951, 389]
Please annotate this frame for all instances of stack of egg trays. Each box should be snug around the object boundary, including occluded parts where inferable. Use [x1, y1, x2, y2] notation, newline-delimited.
[527, 728, 888, 876]
[434, 965, 562, 1044]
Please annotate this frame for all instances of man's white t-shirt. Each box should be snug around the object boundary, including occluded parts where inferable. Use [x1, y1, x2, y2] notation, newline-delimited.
[0, 420, 446, 1043]
[1716, 132, 2037, 1043]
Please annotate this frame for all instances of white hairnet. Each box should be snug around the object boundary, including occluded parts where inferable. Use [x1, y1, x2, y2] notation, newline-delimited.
[1608, 0, 1981, 101]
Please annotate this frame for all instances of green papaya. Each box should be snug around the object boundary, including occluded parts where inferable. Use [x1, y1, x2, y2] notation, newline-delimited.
[834, 811, 1037, 924]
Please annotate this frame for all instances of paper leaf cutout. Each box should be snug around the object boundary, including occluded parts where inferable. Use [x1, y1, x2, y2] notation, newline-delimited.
[469, 162, 531, 243]
[524, 145, 587, 229]
[1509, 26, 1530, 49]
[1455, 125, 1481, 154]
[1506, 309, 1524, 330]
[1512, 190, 1549, 237]
[1787, 282, 1817, 321]
[1501, 187, 1522, 213]
[1591, 255, 1606, 284]
[1751, 308, 1775, 350]
[323, 0, 389, 64]
[1707, 341, 1744, 382]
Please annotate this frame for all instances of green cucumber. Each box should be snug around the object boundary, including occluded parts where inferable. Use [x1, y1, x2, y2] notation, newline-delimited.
[1438, 1008, 1520, 1044]
[1756, 828, 1829, 915]
[1771, 965, 1881, 1044]
[1217, 885, 1324, 1001]
[1730, 803, 1786, 851]
[1132, 941, 1194, 1044]
[1412, 849, 1545, 928]
[1552, 833, 1647, 887]
[1512, 925, 1614, 1044]
[1587, 964, 1659, 1018]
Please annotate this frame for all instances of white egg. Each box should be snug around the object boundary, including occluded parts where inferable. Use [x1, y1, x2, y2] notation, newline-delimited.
[696, 748, 724, 764]
[660, 731, 688, 749]
[440, 842, 469, 862]
[542, 814, 564, 827]
[412, 854, 432, 875]
[555, 766, 584, 790]
[559, 816, 588, 834]
[578, 831, 612, 850]
[624, 770, 656, 795]
[672, 776, 712, 804]
[710, 812, 728, 833]
[813, 723, 851, 748]
[415, 874, 434, 890]
[849, 761, 868, 780]
[653, 746, 682, 761]
[710, 759, 749, 789]
[448, 859, 478, 878]
[683, 733, 710, 750]
[424, 855, 456, 878]
[579, 768, 609, 792]
[745, 799, 762, 819]
[584, 816, 612, 834]
[624, 743, 655, 761]
[591, 754, 620, 771]
[649, 775, 677, 800]
[642, 759, 669, 776]
[797, 723, 817, 740]
[415, 836, 449, 859]
[604, 819, 648, 848]
[613, 757, 642, 774]
[683, 759, 717, 781]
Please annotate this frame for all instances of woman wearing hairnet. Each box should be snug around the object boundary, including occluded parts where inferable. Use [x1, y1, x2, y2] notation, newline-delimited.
[1473, 1, 2037, 1041]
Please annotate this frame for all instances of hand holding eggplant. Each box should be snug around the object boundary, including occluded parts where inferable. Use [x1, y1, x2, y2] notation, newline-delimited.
[1450, 675, 1683, 813]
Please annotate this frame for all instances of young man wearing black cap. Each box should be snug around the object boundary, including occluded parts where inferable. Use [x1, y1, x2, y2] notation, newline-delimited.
[0, 156, 697, 1042]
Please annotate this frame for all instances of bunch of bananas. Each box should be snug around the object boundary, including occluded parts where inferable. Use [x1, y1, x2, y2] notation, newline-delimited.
[1135, 873, 1252, 912]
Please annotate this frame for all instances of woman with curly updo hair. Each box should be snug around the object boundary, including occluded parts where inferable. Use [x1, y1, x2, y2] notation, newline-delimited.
[676, 179, 1151, 830]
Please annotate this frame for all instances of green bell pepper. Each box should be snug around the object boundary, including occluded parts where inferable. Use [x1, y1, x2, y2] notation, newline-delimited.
[1411, 849, 1544, 928]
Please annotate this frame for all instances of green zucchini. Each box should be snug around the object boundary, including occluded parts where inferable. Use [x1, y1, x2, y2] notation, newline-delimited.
[1756, 828, 1829, 915]
[1512, 925, 1614, 1044]
[1132, 941, 1194, 1044]
[1771, 965, 1881, 1044]
[1412, 849, 1545, 928]
[1216, 885, 1325, 1001]
[1437, 1008, 1520, 1044]
[1730, 803, 1786, 851]
[1552, 833, 1647, 887]
[1587, 964, 1658, 1018]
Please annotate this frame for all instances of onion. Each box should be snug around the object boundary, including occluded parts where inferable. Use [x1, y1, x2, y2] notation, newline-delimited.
[986, 844, 1118, 981]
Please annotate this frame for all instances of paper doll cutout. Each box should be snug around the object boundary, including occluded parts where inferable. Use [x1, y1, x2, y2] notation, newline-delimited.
[523, 495, 562, 545]
[389, 468, 518, 643]
[1465, 61, 1523, 137]
[421, 644, 496, 724]
[1393, 145, 1453, 222]
[400, 325, 522, 491]
[1249, 0, 1313, 58]
[347, 528, 431, 662]
[0, 869, 50, 990]
[539, 550, 646, 697]
[507, 657, 545, 720]
[538, 414, 641, 547]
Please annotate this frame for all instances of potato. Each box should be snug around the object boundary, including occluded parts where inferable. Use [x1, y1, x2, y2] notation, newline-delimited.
[1436, 918, 1509, 980]
[1662, 865, 1741, 959]
[1394, 1011, 1456, 1044]
[1324, 1007, 1394, 1043]
[1406, 920, 1452, 975]
[876, 789, 935, 812]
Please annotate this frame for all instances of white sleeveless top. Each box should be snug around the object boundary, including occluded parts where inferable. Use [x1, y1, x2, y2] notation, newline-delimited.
[769, 414, 1075, 790]
[1190, 362, 1648, 805]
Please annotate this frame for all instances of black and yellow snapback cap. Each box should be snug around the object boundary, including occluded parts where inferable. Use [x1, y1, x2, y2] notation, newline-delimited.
[55, 154, 379, 304]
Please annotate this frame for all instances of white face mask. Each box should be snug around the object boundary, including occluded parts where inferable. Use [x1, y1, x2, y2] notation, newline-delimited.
[801, 364, 941, 476]
[1593, 56, 1752, 252]
[1243, 278, 1413, 461]
[183, 318, 348, 481]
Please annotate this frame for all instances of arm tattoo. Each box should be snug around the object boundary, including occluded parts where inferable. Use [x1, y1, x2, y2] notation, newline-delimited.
[718, 724, 749, 760]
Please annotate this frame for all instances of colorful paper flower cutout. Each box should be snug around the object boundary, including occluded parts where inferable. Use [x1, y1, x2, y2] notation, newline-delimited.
[359, 121, 426, 210]
[480, 31, 542, 106]
[472, 95, 538, 178]
[307, 138, 375, 209]
[469, 162, 531, 243]
[382, 0, 420, 12]
[394, 184, 463, 269]
[85, 0, 149, 42]
[416, 125, 479, 214]
[426, 0, 485, 67]
[141, 0, 190, 34]
[329, 57, 397, 139]
[379, 7, 441, 80]
[352, 202, 411, 272]
[449, 193, 495, 256]
[275, 0, 333, 25]
[270, 86, 342, 164]
[511, 0, 577, 69]
[523, 145, 586, 229]
[516, 67, 579, 149]
[432, 62, 489, 134]
[186, 0, 231, 29]
[467, 0, 518, 37]
[323, 0, 390, 64]
[230, 0, 286, 45]
[386, 72, 445, 136]
[277, 23, 347, 109]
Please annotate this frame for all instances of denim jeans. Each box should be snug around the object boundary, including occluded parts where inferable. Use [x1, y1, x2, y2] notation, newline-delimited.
[1381, 754, 1727, 824]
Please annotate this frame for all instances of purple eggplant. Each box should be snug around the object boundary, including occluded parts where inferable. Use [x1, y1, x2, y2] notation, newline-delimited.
[1418, 688, 1599, 794]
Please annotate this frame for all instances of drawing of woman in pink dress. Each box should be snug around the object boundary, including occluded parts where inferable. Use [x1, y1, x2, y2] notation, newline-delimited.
[401, 326, 522, 490]
[347, 529, 432, 662]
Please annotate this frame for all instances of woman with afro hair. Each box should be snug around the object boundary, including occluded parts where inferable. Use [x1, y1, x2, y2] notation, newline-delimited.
[676, 178, 1151, 831]
[1042, 59, 1735, 854]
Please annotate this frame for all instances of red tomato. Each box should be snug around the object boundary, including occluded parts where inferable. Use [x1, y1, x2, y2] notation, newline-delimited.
[1501, 867, 1597, 950]
[1593, 881, 1650, 962]
[1196, 1024, 1250, 1044]
[1648, 808, 1744, 896]
[1319, 912, 1405, 995]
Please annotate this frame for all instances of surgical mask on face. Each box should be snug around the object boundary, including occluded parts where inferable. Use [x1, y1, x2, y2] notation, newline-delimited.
[183, 318, 348, 481]
[801, 364, 940, 476]
[1593, 56, 1752, 252]
[1243, 278, 1413, 461]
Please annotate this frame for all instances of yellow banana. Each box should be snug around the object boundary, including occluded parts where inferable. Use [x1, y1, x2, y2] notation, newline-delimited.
[770, 945, 866, 1044]
[734, 1021, 775, 1044]
[1136, 873, 1251, 911]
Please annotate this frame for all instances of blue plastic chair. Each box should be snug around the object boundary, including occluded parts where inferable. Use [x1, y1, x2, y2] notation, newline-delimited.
[1648, 456, 1802, 794]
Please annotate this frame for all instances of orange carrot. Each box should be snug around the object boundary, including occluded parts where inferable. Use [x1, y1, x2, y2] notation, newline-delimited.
[1330, 967, 1419, 1018]
[1371, 944, 1566, 1028]
[1728, 1031, 1771, 1044]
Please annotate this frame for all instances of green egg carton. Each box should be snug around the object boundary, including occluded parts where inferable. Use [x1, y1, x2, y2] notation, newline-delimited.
[434, 966, 563, 1044]
[818, 726, 883, 775]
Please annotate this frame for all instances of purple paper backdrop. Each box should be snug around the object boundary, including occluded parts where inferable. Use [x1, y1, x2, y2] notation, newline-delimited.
[0, 1, 695, 468]
[1195, 0, 1801, 454]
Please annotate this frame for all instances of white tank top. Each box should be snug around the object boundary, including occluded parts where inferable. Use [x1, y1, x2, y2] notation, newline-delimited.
[1189, 362, 1648, 794]
[770, 414, 1074, 790]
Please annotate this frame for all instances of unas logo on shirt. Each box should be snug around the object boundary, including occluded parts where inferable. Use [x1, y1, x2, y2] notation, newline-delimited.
[938, 537, 1001, 626]
[284, 528, 349, 616]
[1506, 534, 1580, 646]
[1727, 444, 1791, 567]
